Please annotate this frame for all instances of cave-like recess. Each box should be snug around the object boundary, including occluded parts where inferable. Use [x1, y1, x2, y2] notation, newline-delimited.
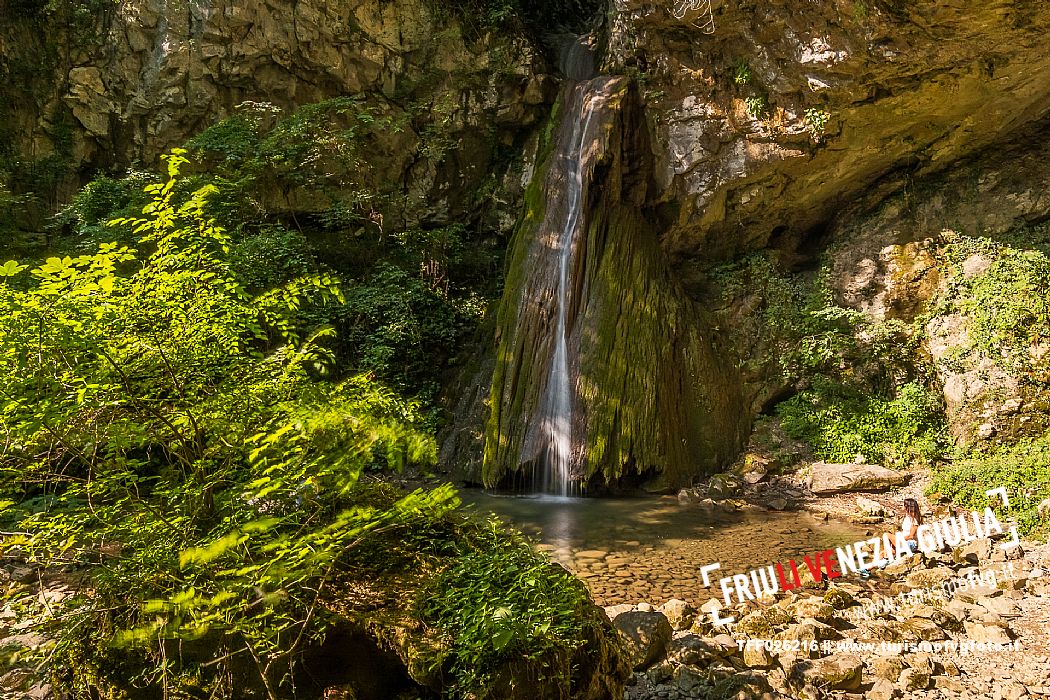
[519, 0, 605, 32]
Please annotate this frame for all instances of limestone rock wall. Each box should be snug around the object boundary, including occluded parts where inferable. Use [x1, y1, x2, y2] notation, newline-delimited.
[0, 0, 553, 229]
[605, 0, 1050, 262]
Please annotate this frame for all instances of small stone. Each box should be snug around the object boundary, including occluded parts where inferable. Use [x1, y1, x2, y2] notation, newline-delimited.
[977, 423, 996, 439]
[934, 676, 966, 692]
[856, 496, 886, 515]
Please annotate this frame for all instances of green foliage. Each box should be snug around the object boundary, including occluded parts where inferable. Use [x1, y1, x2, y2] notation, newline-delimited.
[713, 254, 948, 467]
[227, 225, 314, 293]
[733, 61, 753, 86]
[778, 380, 949, 467]
[0, 151, 450, 697]
[421, 520, 590, 694]
[804, 107, 830, 138]
[933, 232, 1050, 378]
[185, 98, 402, 230]
[745, 94, 769, 119]
[333, 263, 484, 395]
[929, 434, 1050, 537]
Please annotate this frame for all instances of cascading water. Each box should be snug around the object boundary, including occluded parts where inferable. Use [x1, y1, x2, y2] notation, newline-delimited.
[531, 37, 609, 496]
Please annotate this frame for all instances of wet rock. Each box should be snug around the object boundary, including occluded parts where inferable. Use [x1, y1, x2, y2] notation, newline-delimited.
[612, 611, 673, 671]
[708, 473, 741, 499]
[806, 463, 908, 495]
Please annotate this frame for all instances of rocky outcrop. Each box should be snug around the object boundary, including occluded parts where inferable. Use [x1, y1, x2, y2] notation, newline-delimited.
[825, 121, 1050, 444]
[606, 0, 1050, 261]
[0, 0, 553, 229]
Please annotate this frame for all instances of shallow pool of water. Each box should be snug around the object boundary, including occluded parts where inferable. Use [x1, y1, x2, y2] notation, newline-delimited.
[461, 492, 868, 608]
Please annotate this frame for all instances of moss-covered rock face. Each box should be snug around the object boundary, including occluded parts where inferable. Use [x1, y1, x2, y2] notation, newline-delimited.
[482, 79, 747, 492]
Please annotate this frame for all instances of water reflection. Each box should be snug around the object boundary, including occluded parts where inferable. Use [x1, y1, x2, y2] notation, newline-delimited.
[462, 491, 868, 607]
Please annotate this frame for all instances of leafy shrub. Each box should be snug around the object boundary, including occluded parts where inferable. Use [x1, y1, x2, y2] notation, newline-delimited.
[334, 264, 482, 394]
[421, 521, 590, 694]
[804, 107, 830, 137]
[0, 151, 448, 697]
[227, 225, 314, 292]
[777, 380, 949, 467]
[929, 434, 1050, 537]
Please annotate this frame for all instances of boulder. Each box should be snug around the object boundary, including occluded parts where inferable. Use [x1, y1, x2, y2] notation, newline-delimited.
[657, 599, 695, 631]
[1038, 498, 1050, 520]
[870, 656, 905, 681]
[901, 617, 946, 641]
[898, 667, 930, 691]
[964, 620, 1013, 644]
[806, 463, 908, 495]
[856, 497, 887, 516]
[788, 597, 837, 624]
[743, 643, 774, 668]
[823, 586, 856, 610]
[977, 595, 1021, 617]
[869, 678, 899, 700]
[611, 611, 672, 671]
[904, 567, 955, 589]
[789, 654, 864, 691]
[673, 665, 705, 693]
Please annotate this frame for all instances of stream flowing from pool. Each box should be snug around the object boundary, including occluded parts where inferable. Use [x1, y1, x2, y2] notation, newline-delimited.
[463, 492, 868, 607]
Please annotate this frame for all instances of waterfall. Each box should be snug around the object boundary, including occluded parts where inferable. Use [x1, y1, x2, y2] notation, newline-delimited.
[532, 37, 606, 496]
